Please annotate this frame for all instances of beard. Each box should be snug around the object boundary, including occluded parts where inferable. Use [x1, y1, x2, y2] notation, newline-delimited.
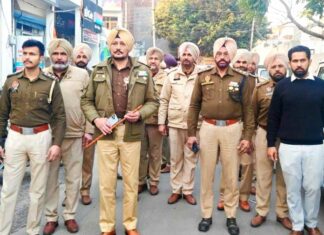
[53, 63, 69, 71]
[292, 68, 308, 78]
[76, 61, 87, 68]
[270, 73, 285, 83]
[216, 59, 230, 69]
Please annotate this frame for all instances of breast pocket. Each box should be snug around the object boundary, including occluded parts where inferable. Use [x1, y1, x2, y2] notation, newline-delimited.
[202, 83, 215, 100]
[133, 78, 147, 103]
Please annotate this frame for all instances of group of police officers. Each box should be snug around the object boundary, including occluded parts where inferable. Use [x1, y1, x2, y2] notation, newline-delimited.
[0, 27, 323, 235]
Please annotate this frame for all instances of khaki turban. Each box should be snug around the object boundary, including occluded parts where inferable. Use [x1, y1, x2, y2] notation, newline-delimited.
[264, 53, 289, 70]
[213, 37, 237, 60]
[251, 52, 260, 65]
[146, 47, 164, 62]
[231, 49, 252, 66]
[178, 42, 200, 63]
[107, 27, 135, 51]
[48, 38, 73, 57]
[73, 43, 92, 61]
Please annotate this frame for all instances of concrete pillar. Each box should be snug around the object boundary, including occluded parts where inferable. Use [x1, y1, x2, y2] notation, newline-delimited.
[0, 0, 13, 86]
[74, 7, 81, 46]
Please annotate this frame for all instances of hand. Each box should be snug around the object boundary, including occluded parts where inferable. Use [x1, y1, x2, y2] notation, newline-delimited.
[82, 133, 93, 148]
[187, 136, 198, 150]
[94, 118, 112, 135]
[0, 146, 5, 163]
[237, 140, 251, 154]
[125, 111, 141, 123]
[47, 145, 61, 162]
[267, 147, 278, 161]
[247, 142, 255, 154]
[158, 124, 167, 136]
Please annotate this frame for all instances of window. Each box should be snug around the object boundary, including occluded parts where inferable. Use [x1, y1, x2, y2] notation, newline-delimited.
[103, 16, 118, 30]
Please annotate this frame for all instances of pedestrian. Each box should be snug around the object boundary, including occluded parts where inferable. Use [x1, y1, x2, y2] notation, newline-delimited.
[159, 42, 201, 206]
[0, 39, 66, 235]
[138, 47, 168, 195]
[217, 49, 255, 212]
[187, 37, 254, 235]
[248, 52, 260, 76]
[267, 45, 324, 235]
[72, 43, 96, 206]
[81, 27, 158, 235]
[42, 38, 90, 234]
[250, 52, 292, 230]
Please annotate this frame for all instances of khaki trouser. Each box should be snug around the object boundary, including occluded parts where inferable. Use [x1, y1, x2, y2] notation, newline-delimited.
[255, 127, 288, 218]
[97, 125, 141, 232]
[139, 125, 163, 186]
[200, 121, 242, 218]
[169, 127, 198, 195]
[162, 136, 170, 165]
[0, 129, 51, 235]
[80, 143, 96, 196]
[45, 138, 83, 221]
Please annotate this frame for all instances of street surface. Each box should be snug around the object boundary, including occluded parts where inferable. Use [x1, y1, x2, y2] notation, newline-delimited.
[1, 154, 323, 235]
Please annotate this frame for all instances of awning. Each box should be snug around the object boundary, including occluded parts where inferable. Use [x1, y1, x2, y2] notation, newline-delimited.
[14, 10, 46, 30]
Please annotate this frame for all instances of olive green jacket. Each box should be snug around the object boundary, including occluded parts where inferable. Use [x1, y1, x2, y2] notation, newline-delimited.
[81, 57, 158, 142]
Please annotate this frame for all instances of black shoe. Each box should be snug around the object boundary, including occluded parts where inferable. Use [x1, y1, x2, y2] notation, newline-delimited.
[198, 218, 212, 232]
[226, 218, 240, 235]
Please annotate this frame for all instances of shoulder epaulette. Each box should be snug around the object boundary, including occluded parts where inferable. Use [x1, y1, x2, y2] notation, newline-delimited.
[43, 71, 59, 81]
[197, 65, 214, 74]
[7, 70, 23, 79]
[231, 67, 250, 77]
[165, 66, 178, 75]
[137, 60, 149, 68]
[256, 80, 270, 88]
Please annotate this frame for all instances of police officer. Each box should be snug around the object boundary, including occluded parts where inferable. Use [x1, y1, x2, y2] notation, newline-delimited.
[0, 39, 66, 235]
[187, 37, 254, 235]
[72, 43, 96, 205]
[250, 53, 292, 230]
[138, 47, 167, 195]
[159, 42, 201, 206]
[81, 27, 158, 235]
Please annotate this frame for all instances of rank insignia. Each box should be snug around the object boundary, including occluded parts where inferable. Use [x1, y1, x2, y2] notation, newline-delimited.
[10, 80, 19, 93]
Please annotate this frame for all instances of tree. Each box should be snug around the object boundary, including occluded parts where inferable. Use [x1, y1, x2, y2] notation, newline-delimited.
[239, 0, 324, 40]
[154, 0, 269, 56]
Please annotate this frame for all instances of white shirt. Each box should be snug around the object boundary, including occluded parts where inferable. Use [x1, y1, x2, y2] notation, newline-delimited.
[291, 73, 315, 82]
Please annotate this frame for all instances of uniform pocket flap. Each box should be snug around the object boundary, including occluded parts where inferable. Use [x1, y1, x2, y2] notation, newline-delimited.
[93, 74, 106, 82]
[135, 78, 147, 85]
[169, 104, 182, 110]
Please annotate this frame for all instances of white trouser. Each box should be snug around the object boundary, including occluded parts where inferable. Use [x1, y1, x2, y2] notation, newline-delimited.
[279, 143, 324, 230]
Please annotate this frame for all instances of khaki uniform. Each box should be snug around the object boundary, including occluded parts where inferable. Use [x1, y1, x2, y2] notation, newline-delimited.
[81, 57, 158, 232]
[252, 80, 288, 218]
[0, 70, 66, 235]
[139, 70, 167, 186]
[159, 66, 201, 195]
[188, 67, 254, 218]
[43, 65, 90, 222]
[80, 67, 96, 197]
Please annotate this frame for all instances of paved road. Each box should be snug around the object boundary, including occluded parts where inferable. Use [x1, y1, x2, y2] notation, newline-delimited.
[3, 158, 324, 235]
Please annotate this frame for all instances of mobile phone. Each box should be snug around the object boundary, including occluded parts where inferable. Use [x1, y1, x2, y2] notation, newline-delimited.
[192, 142, 200, 153]
[106, 114, 119, 126]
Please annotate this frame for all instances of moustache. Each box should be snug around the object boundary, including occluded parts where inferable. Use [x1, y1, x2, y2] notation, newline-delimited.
[113, 50, 123, 54]
[23, 60, 32, 64]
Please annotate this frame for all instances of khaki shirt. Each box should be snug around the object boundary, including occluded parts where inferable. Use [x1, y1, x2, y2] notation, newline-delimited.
[81, 57, 158, 142]
[44, 65, 90, 138]
[0, 69, 66, 146]
[159, 66, 200, 130]
[252, 79, 276, 129]
[145, 69, 167, 125]
[187, 67, 254, 140]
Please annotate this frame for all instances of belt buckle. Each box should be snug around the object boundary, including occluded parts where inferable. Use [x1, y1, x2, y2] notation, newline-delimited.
[216, 120, 226, 126]
[21, 127, 34, 135]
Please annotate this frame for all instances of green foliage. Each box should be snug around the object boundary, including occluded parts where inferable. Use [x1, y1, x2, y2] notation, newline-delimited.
[298, 0, 324, 17]
[155, 0, 269, 56]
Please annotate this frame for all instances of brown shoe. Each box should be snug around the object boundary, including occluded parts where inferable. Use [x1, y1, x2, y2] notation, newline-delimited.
[125, 229, 140, 235]
[149, 185, 159, 195]
[138, 184, 147, 194]
[305, 226, 323, 235]
[250, 186, 256, 195]
[183, 194, 197, 205]
[217, 199, 224, 211]
[250, 214, 266, 227]
[289, 230, 304, 235]
[161, 164, 170, 173]
[43, 221, 58, 235]
[276, 216, 292, 230]
[101, 231, 116, 235]
[167, 193, 182, 204]
[239, 200, 251, 212]
[64, 219, 79, 233]
[81, 195, 92, 205]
